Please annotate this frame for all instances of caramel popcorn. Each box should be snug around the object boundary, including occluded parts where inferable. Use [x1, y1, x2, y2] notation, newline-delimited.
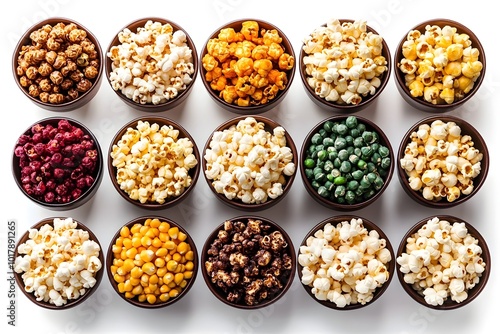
[16, 21, 100, 104]
[202, 20, 294, 107]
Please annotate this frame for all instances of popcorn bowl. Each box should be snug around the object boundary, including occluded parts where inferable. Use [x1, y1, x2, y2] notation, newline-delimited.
[396, 215, 491, 310]
[397, 115, 489, 208]
[201, 215, 296, 309]
[299, 19, 392, 113]
[106, 215, 198, 308]
[12, 117, 104, 211]
[394, 18, 486, 113]
[199, 18, 296, 114]
[297, 215, 395, 310]
[300, 115, 394, 211]
[107, 116, 200, 210]
[105, 17, 198, 112]
[13, 217, 105, 310]
[12, 17, 104, 112]
[202, 115, 298, 211]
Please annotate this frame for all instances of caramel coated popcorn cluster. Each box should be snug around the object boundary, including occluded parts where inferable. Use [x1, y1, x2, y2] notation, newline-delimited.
[202, 20, 294, 107]
[15, 22, 100, 104]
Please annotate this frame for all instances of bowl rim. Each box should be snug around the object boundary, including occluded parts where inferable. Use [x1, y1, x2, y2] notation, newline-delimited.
[13, 217, 105, 310]
[299, 114, 395, 210]
[11, 116, 104, 210]
[107, 115, 201, 209]
[201, 114, 298, 211]
[299, 18, 392, 113]
[393, 18, 486, 112]
[105, 215, 198, 308]
[198, 18, 296, 114]
[395, 214, 491, 310]
[12, 17, 104, 112]
[396, 114, 489, 208]
[104, 17, 198, 112]
[296, 214, 395, 310]
[200, 214, 296, 309]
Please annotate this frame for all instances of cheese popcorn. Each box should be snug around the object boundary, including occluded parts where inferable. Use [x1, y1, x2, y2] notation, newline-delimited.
[110, 120, 198, 204]
[204, 117, 295, 204]
[14, 218, 102, 307]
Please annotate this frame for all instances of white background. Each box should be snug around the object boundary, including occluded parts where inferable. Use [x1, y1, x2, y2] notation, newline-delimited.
[1, 0, 498, 333]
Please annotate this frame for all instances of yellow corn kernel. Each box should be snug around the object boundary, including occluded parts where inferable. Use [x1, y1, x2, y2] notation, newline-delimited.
[141, 236, 152, 247]
[112, 244, 122, 254]
[120, 226, 131, 238]
[159, 293, 170, 302]
[172, 253, 182, 263]
[141, 274, 150, 285]
[142, 262, 156, 275]
[163, 240, 176, 250]
[138, 294, 147, 303]
[156, 267, 167, 277]
[179, 280, 188, 289]
[160, 284, 171, 293]
[147, 283, 158, 293]
[117, 282, 126, 293]
[117, 258, 135, 275]
[149, 274, 159, 285]
[166, 260, 178, 272]
[132, 285, 143, 295]
[113, 273, 125, 283]
[155, 257, 166, 268]
[129, 277, 141, 286]
[177, 231, 187, 242]
[130, 223, 142, 235]
[124, 292, 135, 299]
[134, 259, 144, 267]
[140, 249, 155, 262]
[123, 281, 133, 292]
[113, 258, 124, 267]
[139, 224, 149, 235]
[185, 261, 194, 271]
[149, 218, 161, 228]
[146, 294, 157, 304]
[176, 241, 190, 255]
[110, 265, 118, 275]
[125, 247, 138, 259]
[130, 266, 143, 279]
[185, 250, 195, 261]
[167, 281, 177, 289]
[131, 236, 142, 248]
[168, 289, 180, 298]
[159, 232, 169, 242]
[183, 270, 193, 280]
[156, 248, 168, 258]
[158, 221, 170, 233]
[164, 272, 174, 284]
[145, 228, 158, 239]
[168, 227, 179, 239]
[152, 237, 163, 248]
[174, 273, 184, 285]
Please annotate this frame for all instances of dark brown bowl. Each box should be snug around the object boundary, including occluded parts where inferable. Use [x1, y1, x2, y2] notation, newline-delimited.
[13, 217, 104, 310]
[396, 215, 490, 310]
[297, 215, 395, 310]
[394, 18, 486, 113]
[300, 115, 394, 211]
[201, 215, 296, 309]
[397, 115, 489, 208]
[202, 115, 297, 211]
[107, 116, 200, 210]
[12, 17, 104, 112]
[299, 19, 392, 113]
[199, 18, 296, 114]
[105, 17, 198, 112]
[106, 215, 198, 308]
[12, 117, 104, 211]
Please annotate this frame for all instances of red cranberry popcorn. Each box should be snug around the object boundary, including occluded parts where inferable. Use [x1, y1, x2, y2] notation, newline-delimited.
[14, 119, 98, 204]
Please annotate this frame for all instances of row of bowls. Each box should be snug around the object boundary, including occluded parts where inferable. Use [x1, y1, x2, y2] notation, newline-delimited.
[12, 17, 486, 114]
[13, 213, 491, 311]
[12, 113, 490, 212]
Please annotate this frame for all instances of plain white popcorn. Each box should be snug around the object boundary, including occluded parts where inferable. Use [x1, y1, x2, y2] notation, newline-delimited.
[298, 218, 392, 307]
[302, 18, 388, 105]
[107, 20, 195, 105]
[14, 218, 102, 306]
[204, 117, 296, 204]
[397, 217, 486, 306]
